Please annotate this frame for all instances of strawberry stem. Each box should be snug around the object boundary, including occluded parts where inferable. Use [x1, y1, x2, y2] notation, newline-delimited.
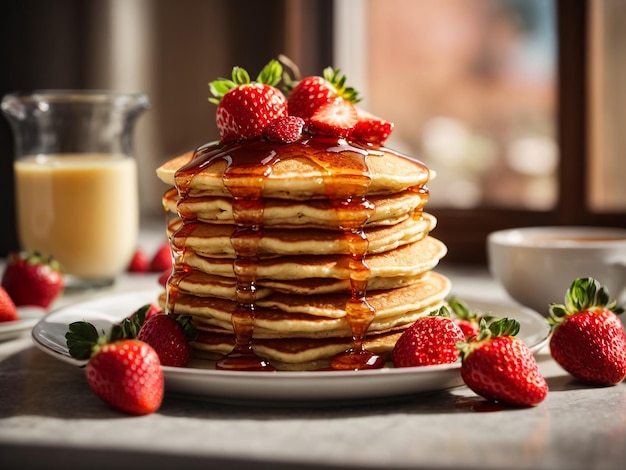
[548, 277, 623, 327]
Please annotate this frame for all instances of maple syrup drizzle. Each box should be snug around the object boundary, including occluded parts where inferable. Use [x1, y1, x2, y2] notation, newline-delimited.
[169, 137, 428, 371]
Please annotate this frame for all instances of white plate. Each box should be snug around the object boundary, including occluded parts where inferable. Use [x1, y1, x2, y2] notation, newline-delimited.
[0, 307, 46, 342]
[31, 289, 551, 403]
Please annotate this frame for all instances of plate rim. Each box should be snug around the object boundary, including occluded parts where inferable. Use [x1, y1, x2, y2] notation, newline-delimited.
[31, 289, 551, 400]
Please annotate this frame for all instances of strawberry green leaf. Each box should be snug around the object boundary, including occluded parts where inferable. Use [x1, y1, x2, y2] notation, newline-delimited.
[256, 59, 283, 87]
[548, 277, 623, 327]
[177, 315, 198, 342]
[428, 306, 451, 318]
[322, 67, 361, 104]
[232, 66, 251, 85]
[65, 321, 102, 360]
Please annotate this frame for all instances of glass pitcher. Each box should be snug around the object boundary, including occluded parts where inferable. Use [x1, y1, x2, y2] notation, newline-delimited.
[1, 90, 150, 288]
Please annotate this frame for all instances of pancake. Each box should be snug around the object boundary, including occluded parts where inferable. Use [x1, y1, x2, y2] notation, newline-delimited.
[179, 236, 447, 281]
[156, 139, 430, 200]
[162, 186, 428, 229]
[190, 330, 405, 371]
[167, 212, 437, 258]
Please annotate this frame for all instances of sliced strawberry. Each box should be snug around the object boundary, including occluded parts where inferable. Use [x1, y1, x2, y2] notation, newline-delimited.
[350, 108, 394, 144]
[264, 115, 304, 143]
[307, 99, 358, 138]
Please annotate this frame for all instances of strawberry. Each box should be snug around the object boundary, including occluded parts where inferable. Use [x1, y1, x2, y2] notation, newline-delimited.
[547, 277, 626, 385]
[65, 321, 163, 415]
[447, 296, 491, 341]
[458, 317, 548, 407]
[157, 269, 170, 287]
[2, 251, 64, 309]
[264, 115, 304, 143]
[350, 108, 394, 144]
[392, 306, 466, 367]
[137, 313, 197, 367]
[0, 286, 19, 322]
[286, 67, 360, 120]
[149, 242, 172, 273]
[307, 99, 358, 138]
[209, 60, 287, 142]
[128, 248, 150, 272]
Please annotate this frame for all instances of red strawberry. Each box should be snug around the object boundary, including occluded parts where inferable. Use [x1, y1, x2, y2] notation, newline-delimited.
[137, 313, 197, 367]
[128, 248, 150, 272]
[209, 60, 287, 142]
[66, 321, 163, 415]
[157, 269, 170, 287]
[149, 242, 172, 273]
[447, 296, 489, 341]
[307, 99, 358, 138]
[350, 108, 394, 144]
[458, 317, 548, 407]
[548, 277, 626, 385]
[0, 286, 19, 322]
[393, 306, 466, 367]
[264, 115, 304, 143]
[2, 251, 64, 309]
[287, 67, 360, 119]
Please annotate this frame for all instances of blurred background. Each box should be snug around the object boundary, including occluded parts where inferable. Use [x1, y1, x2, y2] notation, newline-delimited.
[1, 0, 624, 263]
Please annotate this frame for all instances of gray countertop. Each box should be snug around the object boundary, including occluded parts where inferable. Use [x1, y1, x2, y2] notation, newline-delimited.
[1, 263, 625, 470]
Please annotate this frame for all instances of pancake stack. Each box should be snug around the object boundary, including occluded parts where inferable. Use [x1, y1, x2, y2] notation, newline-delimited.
[156, 136, 450, 371]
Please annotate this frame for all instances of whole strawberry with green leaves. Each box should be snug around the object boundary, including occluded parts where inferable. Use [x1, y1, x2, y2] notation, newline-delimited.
[65, 304, 197, 414]
[458, 317, 548, 407]
[66, 321, 164, 415]
[209, 59, 287, 142]
[2, 251, 64, 309]
[548, 277, 626, 385]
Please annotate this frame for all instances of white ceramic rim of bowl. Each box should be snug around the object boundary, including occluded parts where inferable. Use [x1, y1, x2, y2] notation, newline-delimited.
[488, 226, 626, 248]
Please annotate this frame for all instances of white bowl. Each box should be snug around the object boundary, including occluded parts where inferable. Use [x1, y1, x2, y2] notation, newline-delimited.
[487, 226, 626, 315]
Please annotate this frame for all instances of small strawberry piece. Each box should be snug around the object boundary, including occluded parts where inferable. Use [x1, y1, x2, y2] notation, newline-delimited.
[548, 277, 626, 385]
[393, 306, 466, 367]
[2, 251, 64, 309]
[128, 248, 150, 272]
[149, 242, 172, 273]
[458, 317, 548, 407]
[350, 108, 394, 144]
[264, 115, 304, 143]
[137, 313, 196, 367]
[0, 286, 19, 322]
[307, 99, 358, 138]
[287, 67, 360, 119]
[209, 60, 287, 142]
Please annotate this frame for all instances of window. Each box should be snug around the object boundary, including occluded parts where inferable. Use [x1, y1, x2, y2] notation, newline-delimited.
[334, 0, 626, 264]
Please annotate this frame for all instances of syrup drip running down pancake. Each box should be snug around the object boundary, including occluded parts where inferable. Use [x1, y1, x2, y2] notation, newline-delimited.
[155, 60, 449, 371]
